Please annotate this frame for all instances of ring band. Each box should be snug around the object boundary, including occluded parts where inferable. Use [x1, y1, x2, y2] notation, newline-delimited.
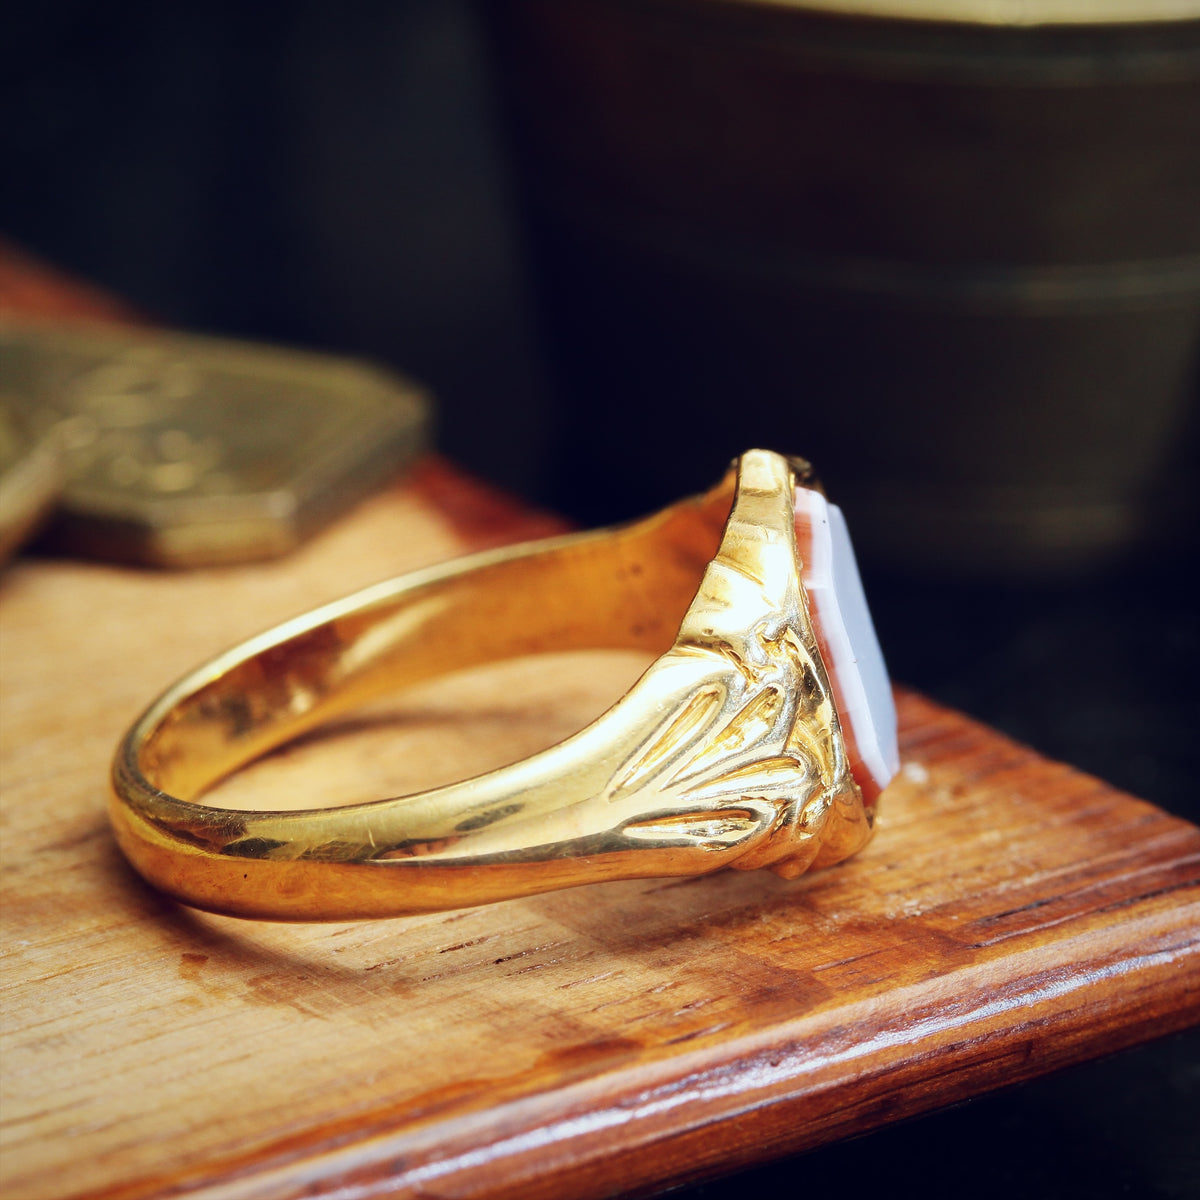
[109, 450, 898, 921]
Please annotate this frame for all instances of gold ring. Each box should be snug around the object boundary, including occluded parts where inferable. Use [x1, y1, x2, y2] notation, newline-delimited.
[109, 449, 898, 921]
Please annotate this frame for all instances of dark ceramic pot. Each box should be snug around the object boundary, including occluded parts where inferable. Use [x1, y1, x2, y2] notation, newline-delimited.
[486, 0, 1200, 577]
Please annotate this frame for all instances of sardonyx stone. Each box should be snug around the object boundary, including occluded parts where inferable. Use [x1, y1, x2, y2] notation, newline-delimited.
[795, 486, 899, 801]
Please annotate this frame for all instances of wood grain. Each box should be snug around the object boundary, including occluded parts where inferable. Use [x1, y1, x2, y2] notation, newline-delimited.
[2, 248, 1197, 1199]
[2, 464, 1198, 1200]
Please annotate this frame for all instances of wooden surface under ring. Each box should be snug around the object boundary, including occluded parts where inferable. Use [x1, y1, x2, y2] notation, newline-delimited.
[1, 455, 1198, 1200]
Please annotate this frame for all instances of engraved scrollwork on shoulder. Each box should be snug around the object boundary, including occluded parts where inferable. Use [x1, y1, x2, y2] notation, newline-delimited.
[606, 450, 869, 880]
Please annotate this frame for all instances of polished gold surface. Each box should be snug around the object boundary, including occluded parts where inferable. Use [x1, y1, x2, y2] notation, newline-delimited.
[0, 323, 429, 566]
[109, 450, 871, 920]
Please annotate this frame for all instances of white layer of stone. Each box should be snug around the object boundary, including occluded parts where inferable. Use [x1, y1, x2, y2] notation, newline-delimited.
[796, 486, 900, 797]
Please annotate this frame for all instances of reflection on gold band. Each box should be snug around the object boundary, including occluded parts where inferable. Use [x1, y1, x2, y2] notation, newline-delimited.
[109, 450, 872, 921]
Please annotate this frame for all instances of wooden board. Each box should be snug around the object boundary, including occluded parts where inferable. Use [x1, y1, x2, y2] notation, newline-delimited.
[2, 456, 1198, 1200]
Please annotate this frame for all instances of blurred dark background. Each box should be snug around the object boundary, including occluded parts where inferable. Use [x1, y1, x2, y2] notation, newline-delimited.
[2, 2, 1197, 1197]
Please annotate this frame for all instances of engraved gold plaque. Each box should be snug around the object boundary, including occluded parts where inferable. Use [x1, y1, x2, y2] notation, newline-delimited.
[0, 324, 430, 566]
